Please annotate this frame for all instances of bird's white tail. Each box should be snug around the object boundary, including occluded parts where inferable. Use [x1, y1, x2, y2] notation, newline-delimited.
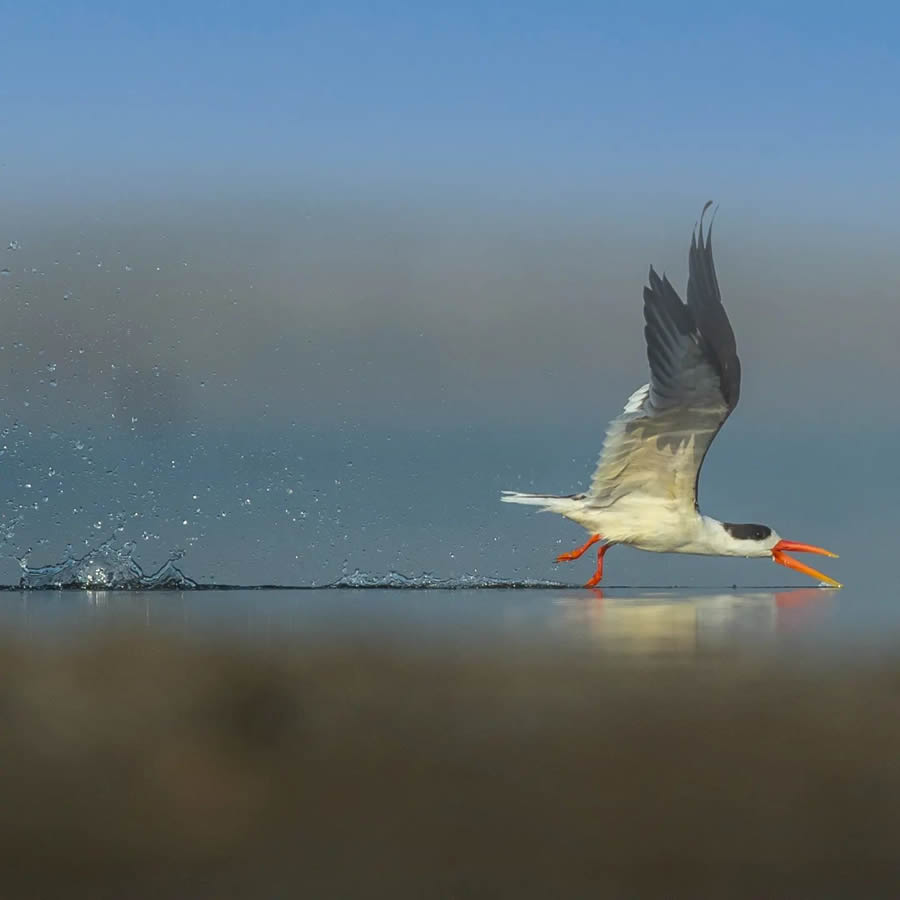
[500, 491, 583, 515]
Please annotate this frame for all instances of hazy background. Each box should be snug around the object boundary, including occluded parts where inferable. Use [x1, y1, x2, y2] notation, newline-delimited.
[0, 3, 896, 587]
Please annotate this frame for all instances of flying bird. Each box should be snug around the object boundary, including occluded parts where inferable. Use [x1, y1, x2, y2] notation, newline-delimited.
[501, 203, 840, 588]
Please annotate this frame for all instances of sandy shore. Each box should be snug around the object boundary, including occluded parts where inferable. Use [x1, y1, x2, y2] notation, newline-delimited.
[2, 634, 899, 898]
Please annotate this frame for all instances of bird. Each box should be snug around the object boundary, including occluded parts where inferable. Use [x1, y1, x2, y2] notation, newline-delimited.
[501, 203, 840, 588]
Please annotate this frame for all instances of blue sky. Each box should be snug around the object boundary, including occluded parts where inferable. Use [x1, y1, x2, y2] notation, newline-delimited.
[4, 3, 900, 224]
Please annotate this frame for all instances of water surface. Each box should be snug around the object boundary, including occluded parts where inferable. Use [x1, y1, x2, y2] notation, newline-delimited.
[2, 584, 895, 662]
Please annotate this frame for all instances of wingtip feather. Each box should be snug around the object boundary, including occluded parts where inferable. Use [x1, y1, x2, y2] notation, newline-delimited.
[697, 200, 719, 248]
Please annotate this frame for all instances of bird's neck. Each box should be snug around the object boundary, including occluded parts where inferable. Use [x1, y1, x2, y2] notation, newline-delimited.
[696, 516, 741, 555]
[695, 515, 771, 558]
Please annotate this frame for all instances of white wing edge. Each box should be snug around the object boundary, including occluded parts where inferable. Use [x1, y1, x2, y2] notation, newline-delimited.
[621, 383, 650, 415]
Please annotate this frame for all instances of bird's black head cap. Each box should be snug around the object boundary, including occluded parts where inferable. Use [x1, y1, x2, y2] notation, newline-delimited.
[723, 522, 772, 541]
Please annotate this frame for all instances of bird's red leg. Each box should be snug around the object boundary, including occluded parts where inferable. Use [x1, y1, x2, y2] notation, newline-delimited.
[555, 534, 601, 563]
[584, 543, 612, 588]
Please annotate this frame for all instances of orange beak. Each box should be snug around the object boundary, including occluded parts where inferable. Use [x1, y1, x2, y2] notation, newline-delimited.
[771, 539, 841, 588]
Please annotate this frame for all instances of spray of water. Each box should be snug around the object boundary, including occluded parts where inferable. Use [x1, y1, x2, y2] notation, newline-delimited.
[18, 539, 197, 590]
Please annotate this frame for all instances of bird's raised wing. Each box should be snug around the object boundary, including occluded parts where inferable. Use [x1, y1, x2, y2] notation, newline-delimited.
[587, 206, 741, 511]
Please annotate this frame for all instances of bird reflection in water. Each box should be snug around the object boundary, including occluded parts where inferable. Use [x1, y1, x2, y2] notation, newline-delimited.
[552, 588, 834, 658]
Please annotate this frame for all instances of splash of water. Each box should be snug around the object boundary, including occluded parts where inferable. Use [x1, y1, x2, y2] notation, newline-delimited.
[326, 569, 566, 589]
[16, 550, 565, 591]
[18, 539, 197, 590]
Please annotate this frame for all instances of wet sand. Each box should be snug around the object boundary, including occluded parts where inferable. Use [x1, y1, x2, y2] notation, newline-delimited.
[3, 633, 900, 898]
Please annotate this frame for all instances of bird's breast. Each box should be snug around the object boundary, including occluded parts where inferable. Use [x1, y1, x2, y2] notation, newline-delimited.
[572, 499, 706, 553]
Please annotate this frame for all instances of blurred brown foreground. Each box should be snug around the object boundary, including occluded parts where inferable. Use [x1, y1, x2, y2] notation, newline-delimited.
[2, 634, 900, 898]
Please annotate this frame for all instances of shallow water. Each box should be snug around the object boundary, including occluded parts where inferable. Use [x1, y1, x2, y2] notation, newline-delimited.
[2, 584, 897, 662]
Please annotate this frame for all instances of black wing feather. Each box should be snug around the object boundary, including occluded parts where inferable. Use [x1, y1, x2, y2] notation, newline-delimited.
[641, 205, 741, 414]
[631, 203, 742, 510]
[590, 205, 742, 511]
[686, 203, 741, 409]
[642, 268, 695, 409]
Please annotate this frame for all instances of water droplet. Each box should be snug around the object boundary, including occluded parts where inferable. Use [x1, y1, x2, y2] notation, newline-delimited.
[0, 268, 9, 277]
